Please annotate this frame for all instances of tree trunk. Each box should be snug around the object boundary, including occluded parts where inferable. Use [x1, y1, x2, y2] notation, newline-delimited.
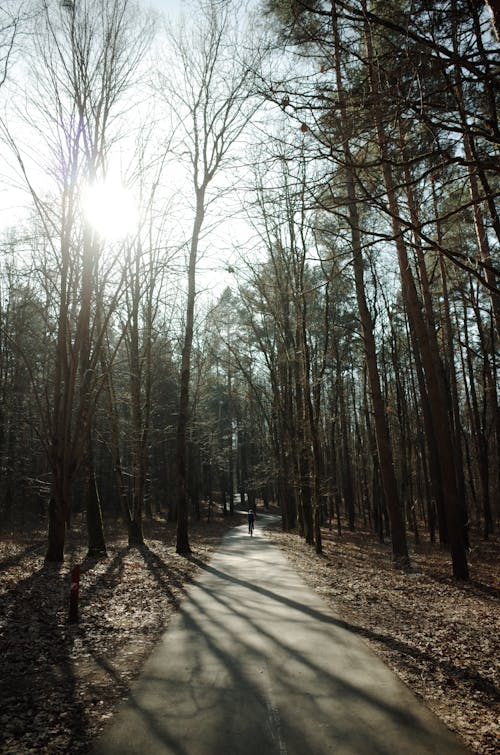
[338, 372, 356, 532]
[101, 341, 141, 545]
[363, 7, 468, 578]
[46, 483, 69, 562]
[128, 498, 144, 547]
[330, 1, 409, 567]
[466, 291, 494, 538]
[294, 378, 314, 544]
[85, 439, 107, 557]
[176, 194, 205, 555]
[129, 244, 146, 541]
[80, 226, 106, 559]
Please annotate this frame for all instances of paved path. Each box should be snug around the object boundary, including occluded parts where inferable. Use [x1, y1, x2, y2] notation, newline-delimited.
[93, 517, 470, 755]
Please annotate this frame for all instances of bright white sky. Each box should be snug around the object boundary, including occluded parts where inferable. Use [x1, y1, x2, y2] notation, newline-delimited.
[143, 0, 189, 17]
[0, 0, 265, 299]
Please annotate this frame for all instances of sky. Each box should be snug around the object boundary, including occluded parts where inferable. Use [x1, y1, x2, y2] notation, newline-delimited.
[143, 0, 187, 16]
[0, 0, 261, 299]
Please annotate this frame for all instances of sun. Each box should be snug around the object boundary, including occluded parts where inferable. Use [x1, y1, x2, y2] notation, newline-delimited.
[81, 178, 138, 241]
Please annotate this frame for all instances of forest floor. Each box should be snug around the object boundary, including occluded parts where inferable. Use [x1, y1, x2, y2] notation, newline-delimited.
[0, 510, 498, 755]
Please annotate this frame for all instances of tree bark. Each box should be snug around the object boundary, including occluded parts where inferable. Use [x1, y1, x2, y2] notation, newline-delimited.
[46, 487, 68, 563]
[363, 5, 468, 578]
[330, 0, 409, 567]
[176, 195, 205, 555]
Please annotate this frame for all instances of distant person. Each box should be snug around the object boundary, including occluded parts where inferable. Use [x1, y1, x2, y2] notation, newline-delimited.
[247, 508, 255, 536]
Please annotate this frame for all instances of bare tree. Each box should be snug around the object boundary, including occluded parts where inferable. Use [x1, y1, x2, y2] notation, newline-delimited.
[158, 0, 262, 554]
[0, 1, 23, 88]
[2, 0, 153, 560]
[104, 145, 176, 546]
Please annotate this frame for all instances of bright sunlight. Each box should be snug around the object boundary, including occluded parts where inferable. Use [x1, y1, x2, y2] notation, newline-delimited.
[81, 178, 138, 241]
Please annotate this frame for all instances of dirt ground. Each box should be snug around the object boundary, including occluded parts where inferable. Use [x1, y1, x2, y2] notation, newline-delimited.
[0, 511, 498, 754]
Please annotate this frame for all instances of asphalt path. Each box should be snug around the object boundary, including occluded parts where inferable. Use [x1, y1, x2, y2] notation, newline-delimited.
[93, 514, 470, 755]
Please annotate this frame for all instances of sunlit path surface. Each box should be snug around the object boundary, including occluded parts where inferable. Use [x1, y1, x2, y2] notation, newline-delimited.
[93, 516, 470, 755]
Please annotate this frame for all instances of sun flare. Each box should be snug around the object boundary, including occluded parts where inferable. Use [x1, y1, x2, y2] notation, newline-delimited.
[81, 178, 138, 241]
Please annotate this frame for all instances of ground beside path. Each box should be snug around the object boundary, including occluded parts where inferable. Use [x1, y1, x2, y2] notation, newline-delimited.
[0, 515, 237, 755]
[93, 517, 471, 755]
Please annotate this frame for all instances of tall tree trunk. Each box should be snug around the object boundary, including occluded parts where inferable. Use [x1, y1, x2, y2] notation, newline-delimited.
[337, 359, 355, 532]
[46, 232, 75, 562]
[46, 482, 69, 562]
[430, 176, 469, 542]
[176, 194, 205, 555]
[294, 362, 314, 544]
[363, 6, 468, 578]
[302, 317, 323, 554]
[330, 0, 409, 567]
[80, 226, 106, 558]
[403, 297, 447, 544]
[467, 288, 495, 537]
[129, 246, 145, 545]
[405, 318, 436, 543]
[402, 130, 468, 544]
[101, 338, 142, 545]
[85, 441, 107, 556]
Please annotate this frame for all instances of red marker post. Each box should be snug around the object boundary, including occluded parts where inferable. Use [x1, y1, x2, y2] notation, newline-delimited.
[68, 564, 80, 623]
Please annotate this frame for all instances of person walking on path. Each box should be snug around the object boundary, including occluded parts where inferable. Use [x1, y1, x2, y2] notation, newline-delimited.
[247, 508, 255, 535]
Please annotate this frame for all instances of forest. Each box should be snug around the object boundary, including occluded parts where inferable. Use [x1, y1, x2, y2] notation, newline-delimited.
[1, 0, 498, 573]
[0, 0, 499, 752]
